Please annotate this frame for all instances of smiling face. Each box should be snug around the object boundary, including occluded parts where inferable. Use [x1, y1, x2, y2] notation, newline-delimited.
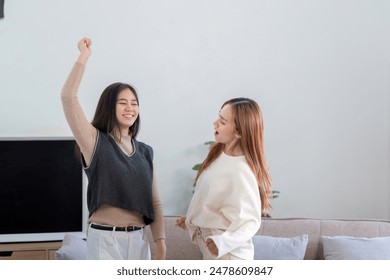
[115, 88, 139, 131]
[213, 104, 241, 153]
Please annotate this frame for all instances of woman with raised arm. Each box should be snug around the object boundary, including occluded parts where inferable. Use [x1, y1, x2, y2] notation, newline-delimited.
[177, 97, 272, 260]
[61, 37, 166, 260]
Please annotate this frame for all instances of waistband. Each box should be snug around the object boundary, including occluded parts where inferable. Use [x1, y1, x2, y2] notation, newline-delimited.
[90, 223, 143, 232]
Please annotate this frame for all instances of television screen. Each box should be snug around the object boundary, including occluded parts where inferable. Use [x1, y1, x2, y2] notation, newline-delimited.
[0, 137, 86, 243]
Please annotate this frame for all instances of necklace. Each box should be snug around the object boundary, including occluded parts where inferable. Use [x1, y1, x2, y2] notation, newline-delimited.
[110, 133, 133, 155]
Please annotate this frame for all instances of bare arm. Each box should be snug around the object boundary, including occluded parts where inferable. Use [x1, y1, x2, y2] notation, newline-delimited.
[60, 38, 97, 165]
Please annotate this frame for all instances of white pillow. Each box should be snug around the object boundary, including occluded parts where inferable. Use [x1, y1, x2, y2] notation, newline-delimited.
[55, 233, 87, 260]
[252, 235, 308, 260]
[321, 236, 390, 260]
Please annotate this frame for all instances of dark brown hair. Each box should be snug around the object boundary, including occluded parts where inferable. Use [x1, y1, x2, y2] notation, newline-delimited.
[91, 82, 140, 140]
[75, 82, 141, 161]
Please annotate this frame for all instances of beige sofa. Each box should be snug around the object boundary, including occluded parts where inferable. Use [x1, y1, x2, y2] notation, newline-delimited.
[148, 216, 390, 260]
[56, 216, 390, 260]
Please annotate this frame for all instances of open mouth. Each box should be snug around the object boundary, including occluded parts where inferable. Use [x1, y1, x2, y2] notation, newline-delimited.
[123, 114, 134, 119]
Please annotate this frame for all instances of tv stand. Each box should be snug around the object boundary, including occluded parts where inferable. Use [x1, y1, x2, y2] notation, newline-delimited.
[0, 241, 62, 260]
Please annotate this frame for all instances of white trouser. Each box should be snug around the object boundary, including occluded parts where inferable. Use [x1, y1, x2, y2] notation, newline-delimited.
[87, 224, 151, 260]
[195, 228, 244, 260]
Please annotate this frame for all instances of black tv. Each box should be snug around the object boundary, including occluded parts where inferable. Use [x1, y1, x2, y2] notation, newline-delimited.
[0, 137, 87, 243]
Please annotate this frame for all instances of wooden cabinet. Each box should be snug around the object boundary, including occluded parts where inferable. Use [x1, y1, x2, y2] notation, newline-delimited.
[0, 242, 62, 260]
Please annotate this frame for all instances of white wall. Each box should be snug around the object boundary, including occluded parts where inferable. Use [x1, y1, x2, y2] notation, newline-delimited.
[1, 0, 389, 219]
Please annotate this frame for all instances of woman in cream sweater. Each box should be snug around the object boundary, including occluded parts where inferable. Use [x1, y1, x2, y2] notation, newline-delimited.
[177, 98, 272, 260]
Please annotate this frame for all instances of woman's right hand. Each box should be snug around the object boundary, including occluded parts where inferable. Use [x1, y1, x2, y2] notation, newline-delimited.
[176, 216, 187, 231]
[77, 37, 92, 64]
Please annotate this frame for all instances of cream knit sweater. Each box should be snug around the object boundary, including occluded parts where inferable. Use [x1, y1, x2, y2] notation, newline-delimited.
[186, 152, 261, 259]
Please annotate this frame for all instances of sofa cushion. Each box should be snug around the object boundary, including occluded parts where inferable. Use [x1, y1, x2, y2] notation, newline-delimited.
[55, 233, 87, 260]
[252, 234, 308, 260]
[321, 235, 390, 260]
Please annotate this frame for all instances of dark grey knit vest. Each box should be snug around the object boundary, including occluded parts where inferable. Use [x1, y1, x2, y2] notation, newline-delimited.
[84, 131, 154, 225]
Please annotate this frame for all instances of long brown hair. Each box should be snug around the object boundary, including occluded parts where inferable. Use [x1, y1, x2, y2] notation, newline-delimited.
[195, 97, 273, 213]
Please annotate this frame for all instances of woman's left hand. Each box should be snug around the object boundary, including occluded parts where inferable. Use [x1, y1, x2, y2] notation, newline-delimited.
[153, 239, 166, 260]
[176, 216, 187, 230]
[205, 238, 218, 255]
